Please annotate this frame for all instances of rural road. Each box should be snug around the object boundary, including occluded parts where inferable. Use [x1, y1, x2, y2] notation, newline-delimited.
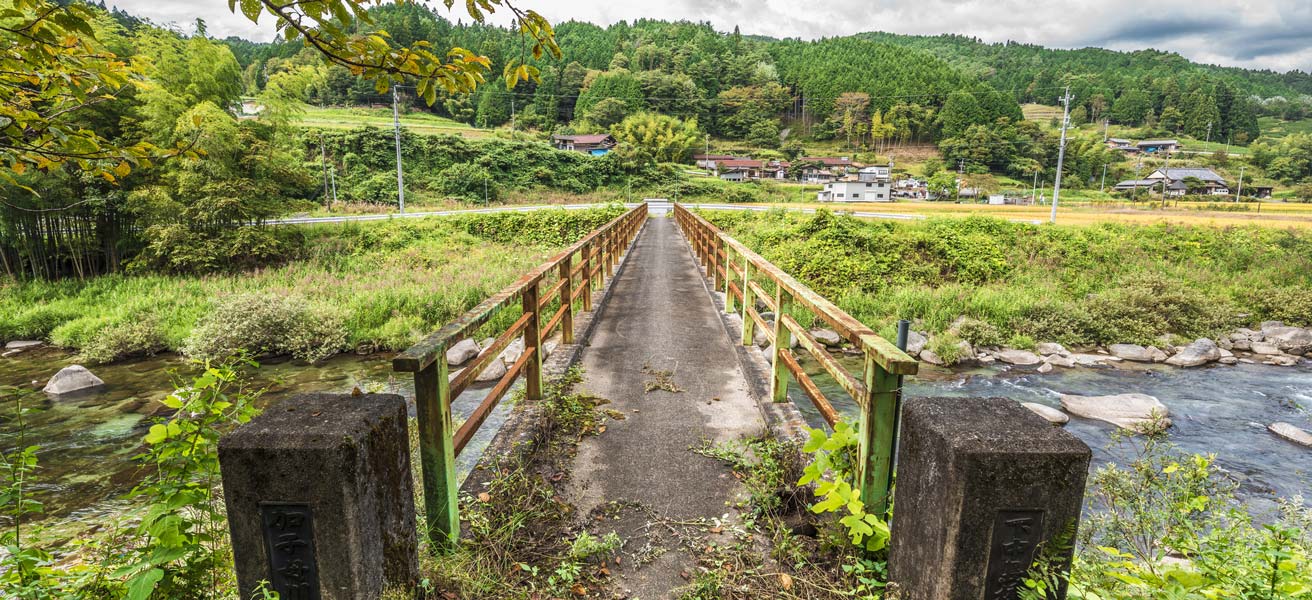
[270, 200, 1044, 226]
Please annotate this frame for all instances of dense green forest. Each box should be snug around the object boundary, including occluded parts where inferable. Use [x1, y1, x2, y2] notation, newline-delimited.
[227, 5, 1308, 148]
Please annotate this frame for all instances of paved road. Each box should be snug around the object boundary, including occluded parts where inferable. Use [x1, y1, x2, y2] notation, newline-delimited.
[566, 216, 766, 597]
[270, 200, 1044, 226]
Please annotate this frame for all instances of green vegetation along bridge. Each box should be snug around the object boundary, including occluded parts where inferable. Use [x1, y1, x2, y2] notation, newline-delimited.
[392, 202, 917, 590]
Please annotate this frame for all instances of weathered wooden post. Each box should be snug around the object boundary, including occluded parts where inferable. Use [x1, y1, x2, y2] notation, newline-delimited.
[523, 280, 543, 400]
[769, 286, 792, 403]
[888, 397, 1090, 600]
[581, 242, 594, 311]
[857, 357, 900, 517]
[220, 393, 419, 599]
[723, 248, 737, 313]
[739, 260, 756, 346]
[559, 255, 574, 344]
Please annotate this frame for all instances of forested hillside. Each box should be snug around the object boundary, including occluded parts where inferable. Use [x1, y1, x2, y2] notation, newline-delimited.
[227, 5, 1310, 150]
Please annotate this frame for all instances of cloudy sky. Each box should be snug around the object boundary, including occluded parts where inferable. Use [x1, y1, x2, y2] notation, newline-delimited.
[109, 0, 1312, 73]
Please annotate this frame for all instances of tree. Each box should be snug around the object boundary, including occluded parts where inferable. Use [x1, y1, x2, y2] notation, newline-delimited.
[832, 92, 870, 148]
[585, 97, 630, 128]
[869, 110, 896, 152]
[927, 171, 958, 200]
[938, 92, 984, 139]
[747, 119, 782, 149]
[610, 113, 702, 165]
[2, 0, 560, 181]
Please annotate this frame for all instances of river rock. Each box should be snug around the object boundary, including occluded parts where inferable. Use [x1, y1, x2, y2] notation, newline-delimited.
[995, 348, 1042, 365]
[475, 358, 508, 382]
[5, 340, 42, 351]
[1070, 353, 1119, 366]
[1037, 362, 1053, 374]
[1108, 343, 1166, 362]
[446, 339, 481, 366]
[1250, 341, 1281, 355]
[1264, 354, 1301, 367]
[1232, 339, 1252, 351]
[1260, 320, 1285, 331]
[919, 349, 944, 366]
[1164, 339, 1221, 367]
[905, 331, 928, 355]
[1036, 342, 1069, 357]
[1044, 354, 1076, 368]
[754, 327, 770, 348]
[498, 338, 525, 365]
[1268, 422, 1312, 447]
[1219, 356, 1238, 365]
[43, 365, 104, 395]
[1060, 393, 1170, 432]
[480, 338, 495, 350]
[1263, 326, 1312, 354]
[810, 328, 843, 348]
[544, 341, 559, 357]
[1021, 402, 1068, 426]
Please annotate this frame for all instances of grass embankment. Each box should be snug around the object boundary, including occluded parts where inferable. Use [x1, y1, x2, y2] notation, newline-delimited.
[293, 104, 487, 138]
[702, 209, 1312, 349]
[744, 199, 1312, 229]
[0, 207, 625, 362]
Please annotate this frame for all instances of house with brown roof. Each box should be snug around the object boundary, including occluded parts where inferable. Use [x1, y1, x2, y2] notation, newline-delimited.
[551, 134, 616, 156]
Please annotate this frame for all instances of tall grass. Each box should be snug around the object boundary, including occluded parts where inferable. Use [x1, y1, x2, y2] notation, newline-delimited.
[0, 207, 625, 361]
[705, 208, 1312, 347]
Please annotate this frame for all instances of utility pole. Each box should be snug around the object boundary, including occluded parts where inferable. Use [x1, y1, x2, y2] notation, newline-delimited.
[319, 132, 330, 212]
[392, 84, 406, 214]
[510, 97, 516, 132]
[1103, 118, 1109, 142]
[330, 165, 338, 206]
[1205, 121, 1213, 145]
[1031, 170, 1039, 204]
[1235, 164, 1245, 203]
[1099, 163, 1108, 193]
[1050, 86, 1073, 224]
[1160, 150, 1171, 207]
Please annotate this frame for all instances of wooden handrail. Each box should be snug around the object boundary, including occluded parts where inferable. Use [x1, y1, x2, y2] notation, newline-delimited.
[393, 203, 648, 553]
[672, 202, 914, 518]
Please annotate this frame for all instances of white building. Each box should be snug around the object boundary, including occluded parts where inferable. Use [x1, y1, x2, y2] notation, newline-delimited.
[817, 179, 892, 202]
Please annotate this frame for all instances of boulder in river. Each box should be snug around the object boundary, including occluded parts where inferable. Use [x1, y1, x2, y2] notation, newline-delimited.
[995, 348, 1042, 365]
[446, 339, 481, 366]
[810, 328, 843, 348]
[1037, 362, 1053, 374]
[1060, 393, 1170, 433]
[1164, 339, 1221, 368]
[1250, 341, 1281, 356]
[1022, 402, 1068, 426]
[1267, 422, 1312, 447]
[1263, 326, 1312, 355]
[1036, 342, 1069, 357]
[5, 340, 42, 351]
[1108, 343, 1166, 362]
[43, 365, 104, 395]
[905, 331, 928, 356]
[1044, 354, 1076, 368]
[919, 349, 944, 365]
[475, 358, 508, 382]
[1070, 353, 1120, 367]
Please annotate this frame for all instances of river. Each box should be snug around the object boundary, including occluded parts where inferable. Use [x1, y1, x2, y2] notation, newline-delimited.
[2, 348, 1309, 526]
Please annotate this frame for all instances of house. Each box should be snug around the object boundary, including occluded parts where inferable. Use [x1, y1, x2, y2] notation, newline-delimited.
[801, 169, 838, 184]
[693, 154, 740, 169]
[1248, 185, 1275, 199]
[893, 177, 927, 199]
[1143, 167, 1230, 196]
[1112, 179, 1158, 193]
[1106, 137, 1138, 153]
[857, 165, 891, 182]
[551, 134, 616, 156]
[716, 159, 791, 181]
[1136, 139, 1180, 154]
[798, 156, 861, 182]
[817, 176, 892, 203]
[716, 159, 765, 181]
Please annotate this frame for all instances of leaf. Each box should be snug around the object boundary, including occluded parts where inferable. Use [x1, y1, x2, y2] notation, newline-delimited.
[126, 568, 164, 600]
[778, 572, 793, 590]
[144, 424, 169, 444]
[238, 0, 262, 23]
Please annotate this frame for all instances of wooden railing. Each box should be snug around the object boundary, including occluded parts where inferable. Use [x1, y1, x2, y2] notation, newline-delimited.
[672, 203, 918, 517]
[393, 204, 648, 552]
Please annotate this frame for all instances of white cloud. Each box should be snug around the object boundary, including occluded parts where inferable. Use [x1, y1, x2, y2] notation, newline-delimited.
[108, 0, 1312, 72]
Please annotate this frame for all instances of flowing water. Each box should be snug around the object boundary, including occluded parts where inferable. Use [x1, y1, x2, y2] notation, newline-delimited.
[2, 347, 1309, 528]
[793, 357, 1312, 515]
[0, 348, 511, 527]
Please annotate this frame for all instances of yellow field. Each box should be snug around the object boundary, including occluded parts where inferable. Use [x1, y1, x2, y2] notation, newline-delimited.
[744, 200, 1312, 230]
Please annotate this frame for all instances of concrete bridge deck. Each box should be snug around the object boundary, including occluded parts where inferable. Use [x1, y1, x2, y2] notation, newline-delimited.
[566, 215, 767, 596]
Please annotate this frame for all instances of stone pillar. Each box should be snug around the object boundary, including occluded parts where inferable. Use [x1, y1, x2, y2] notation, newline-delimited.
[219, 393, 419, 600]
[888, 397, 1090, 600]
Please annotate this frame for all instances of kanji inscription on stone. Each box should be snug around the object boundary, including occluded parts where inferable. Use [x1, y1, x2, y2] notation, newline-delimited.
[260, 503, 320, 600]
[984, 509, 1045, 600]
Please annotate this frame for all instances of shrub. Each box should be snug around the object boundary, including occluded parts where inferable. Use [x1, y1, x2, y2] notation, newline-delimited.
[1251, 287, 1312, 327]
[183, 293, 347, 363]
[954, 317, 1005, 347]
[1085, 274, 1235, 345]
[78, 318, 166, 364]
